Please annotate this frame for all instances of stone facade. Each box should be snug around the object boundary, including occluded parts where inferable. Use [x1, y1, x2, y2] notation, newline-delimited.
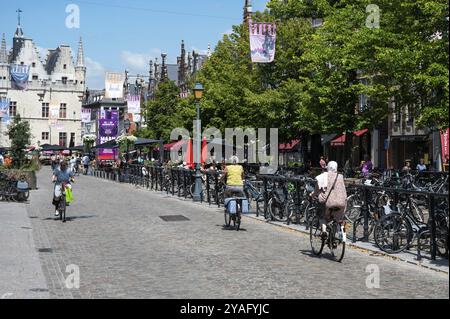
[0, 22, 86, 148]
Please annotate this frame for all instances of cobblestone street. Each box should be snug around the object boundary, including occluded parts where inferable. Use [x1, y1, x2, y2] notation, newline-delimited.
[1, 167, 448, 299]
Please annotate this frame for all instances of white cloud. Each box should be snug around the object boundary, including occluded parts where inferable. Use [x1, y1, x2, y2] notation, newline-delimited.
[121, 49, 162, 73]
[85, 57, 106, 89]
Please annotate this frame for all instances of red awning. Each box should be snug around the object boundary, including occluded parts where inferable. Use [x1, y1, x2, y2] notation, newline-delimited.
[279, 140, 300, 151]
[331, 129, 369, 146]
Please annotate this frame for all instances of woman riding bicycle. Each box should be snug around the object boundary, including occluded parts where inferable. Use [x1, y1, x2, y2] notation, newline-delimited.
[222, 156, 245, 198]
[310, 161, 347, 237]
[52, 161, 74, 217]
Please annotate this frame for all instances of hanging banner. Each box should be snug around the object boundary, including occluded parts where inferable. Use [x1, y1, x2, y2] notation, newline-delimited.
[10, 64, 30, 90]
[98, 118, 118, 144]
[81, 108, 92, 123]
[441, 128, 449, 167]
[49, 104, 59, 126]
[249, 20, 277, 63]
[0, 97, 10, 123]
[105, 72, 124, 99]
[126, 95, 141, 115]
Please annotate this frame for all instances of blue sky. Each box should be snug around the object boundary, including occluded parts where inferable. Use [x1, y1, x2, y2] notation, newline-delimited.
[0, 0, 268, 89]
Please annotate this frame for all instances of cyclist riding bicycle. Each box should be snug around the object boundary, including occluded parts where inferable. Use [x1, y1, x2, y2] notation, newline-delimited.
[52, 161, 75, 217]
[310, 161, 347, 238]
[222, 156, 245, 198]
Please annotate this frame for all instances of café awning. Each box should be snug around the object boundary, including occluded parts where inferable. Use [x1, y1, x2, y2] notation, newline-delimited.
[279, 139, 300, 152]
[331, 129, 369, 146]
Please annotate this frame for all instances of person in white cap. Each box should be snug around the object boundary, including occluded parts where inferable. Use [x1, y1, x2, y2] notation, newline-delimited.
[311, 161, 347, 236]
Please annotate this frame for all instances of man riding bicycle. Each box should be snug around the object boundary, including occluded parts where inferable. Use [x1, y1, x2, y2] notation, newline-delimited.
[310, 161, 347, 237]
[52, 161, 75, 217]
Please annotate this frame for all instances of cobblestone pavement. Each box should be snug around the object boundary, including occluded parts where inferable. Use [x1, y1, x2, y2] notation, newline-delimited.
[22, 167, 449, 299]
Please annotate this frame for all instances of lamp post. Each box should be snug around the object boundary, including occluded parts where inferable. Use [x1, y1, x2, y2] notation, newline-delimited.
[192, 82, 204, 202]
[124, 119, 131, 164]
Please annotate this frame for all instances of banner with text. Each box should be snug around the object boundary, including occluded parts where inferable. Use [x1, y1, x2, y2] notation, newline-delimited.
[0, 97, 10, 124]
[105, 72, 124, 99]
[98, 118, 118, 145]
[249, 20, 277, 63]
[10, 64, 30, 90]
[81, 108, 92, 123]
[441, 128, 449, 165]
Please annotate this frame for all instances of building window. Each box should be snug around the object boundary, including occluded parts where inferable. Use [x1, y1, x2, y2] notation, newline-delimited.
[42, 103, 49, 118]
[42, 132, 49, 141]
[32, 62, 36, 68]
[62, 77, 68, 84]
[32, 75, 38, 80]
[405, 104, 414, 124]
[70, 133, 76, 146]
[63, 64, 67, 70]
[59, 132, 67, 147]
[9, 101, 17, 117]
[59, 103, 67, 118]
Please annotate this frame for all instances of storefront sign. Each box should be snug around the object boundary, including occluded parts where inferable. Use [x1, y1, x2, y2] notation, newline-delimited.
[98, 148, 117, 161]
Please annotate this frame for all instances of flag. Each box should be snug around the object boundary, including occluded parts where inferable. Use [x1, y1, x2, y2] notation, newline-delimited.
[126, 95, 141, 114]
[81, 108, 92, 123]
[105, 72, 124, 98]
[0, 97, 10, 123]
[249, 20, 277, 63]
[10, 64, 30, 90]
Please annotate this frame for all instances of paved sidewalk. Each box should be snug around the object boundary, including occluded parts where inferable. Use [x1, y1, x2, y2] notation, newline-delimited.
[0, 203, 49, 299]
[7, 168, 449, 299]
[243, 213, 449, 274]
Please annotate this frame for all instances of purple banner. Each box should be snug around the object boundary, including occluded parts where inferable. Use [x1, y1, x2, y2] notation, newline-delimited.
[98, 118, 118, 144]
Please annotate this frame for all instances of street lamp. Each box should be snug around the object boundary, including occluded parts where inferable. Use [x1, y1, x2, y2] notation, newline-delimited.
[192, 83, 204, 202]
[124, 119, 131, 164]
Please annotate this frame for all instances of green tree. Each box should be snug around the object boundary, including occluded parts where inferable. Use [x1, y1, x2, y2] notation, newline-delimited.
[141, 80, 185, 141]
[5, 115, 32, 168]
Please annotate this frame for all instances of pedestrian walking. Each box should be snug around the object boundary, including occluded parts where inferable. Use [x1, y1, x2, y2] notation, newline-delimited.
[360, 155, 373, 178]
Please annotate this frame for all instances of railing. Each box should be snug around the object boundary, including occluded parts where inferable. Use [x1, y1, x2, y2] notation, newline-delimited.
[91, 165, 448, 261]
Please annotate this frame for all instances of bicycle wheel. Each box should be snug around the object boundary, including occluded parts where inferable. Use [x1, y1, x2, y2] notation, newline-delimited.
[269, 199, 288, 223]
[310, 215, 324, 256]
[345, 194, 362, 223]
[350, 215, 376, 242]
[224, 210, 232, 227]
[374, 214, 412, 254]
[329, 223, 346, 262]
[235, 211, 241, 231]
[59, 196, 66, 222]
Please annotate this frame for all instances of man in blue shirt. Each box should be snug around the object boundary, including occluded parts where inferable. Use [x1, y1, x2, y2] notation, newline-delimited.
[416, 159, 427, 172]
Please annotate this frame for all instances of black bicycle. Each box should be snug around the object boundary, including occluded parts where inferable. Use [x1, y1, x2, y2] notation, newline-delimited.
[224, 196, 246, 231]
[310, 205, 347, 262]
